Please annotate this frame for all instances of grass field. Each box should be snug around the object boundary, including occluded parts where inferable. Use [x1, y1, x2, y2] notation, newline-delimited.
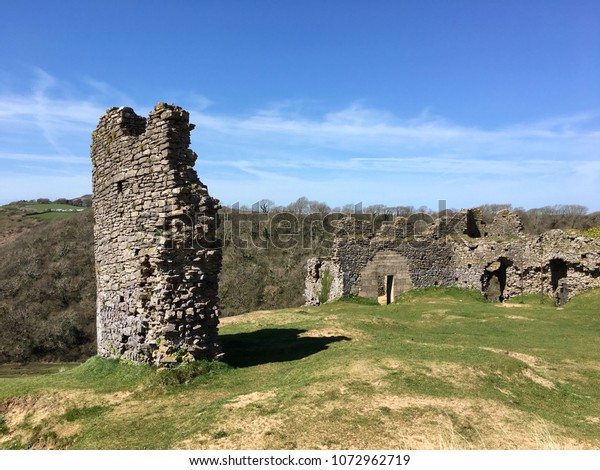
[22, 203, 83, 211]
[28, 211, 81, 219]
[0, 363, 79, 379]
[2, 203, 86, 219]
[0, 287, 599, 450]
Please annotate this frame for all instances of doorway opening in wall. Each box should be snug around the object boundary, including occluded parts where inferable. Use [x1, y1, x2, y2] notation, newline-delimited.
[481, 257, 513, 302]
[549, 258, 568, 292]
[386, 275, 394, 305]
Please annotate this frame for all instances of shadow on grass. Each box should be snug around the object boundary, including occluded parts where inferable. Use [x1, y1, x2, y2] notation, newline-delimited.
[220, 328, 350, 368]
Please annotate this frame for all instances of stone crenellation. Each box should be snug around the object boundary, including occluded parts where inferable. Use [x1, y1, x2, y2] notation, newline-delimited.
[306, 210, 600, 306]
[91, 103, 222, 366]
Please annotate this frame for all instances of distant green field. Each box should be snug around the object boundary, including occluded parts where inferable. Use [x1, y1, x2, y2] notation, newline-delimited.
[29, 211, 80, 219]
[24, 203, 84, 211]
[3, 203, 88, 218]
[0, 287, 599, 450]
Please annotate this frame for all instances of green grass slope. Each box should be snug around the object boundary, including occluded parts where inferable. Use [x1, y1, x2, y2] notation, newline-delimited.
[1, 287, 599, 450]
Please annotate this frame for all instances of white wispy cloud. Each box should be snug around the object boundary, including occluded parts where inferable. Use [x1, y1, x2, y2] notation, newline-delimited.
[0, 152, 90, 165]
[189, 103, 600, 208]
[191, 103, 600, 161]
[1, 69, 599, 209]
[0, 69, 104, 162]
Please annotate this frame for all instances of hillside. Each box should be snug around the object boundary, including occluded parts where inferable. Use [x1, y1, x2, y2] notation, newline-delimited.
[1, 288, 599, 450]
[1, 201, 599, 363]
[0, 208, 96, 362]
[0, 205, 317, 362]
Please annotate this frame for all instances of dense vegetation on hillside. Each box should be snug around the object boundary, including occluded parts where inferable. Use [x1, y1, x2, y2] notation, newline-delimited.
[0, 209, 95, 362]
[0, 199, 599, 363]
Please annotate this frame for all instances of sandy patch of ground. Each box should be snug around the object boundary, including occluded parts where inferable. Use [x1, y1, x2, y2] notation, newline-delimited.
[420, 311, 462, 321]
[0, 232, 18, 247]
[272, 392, 593, 449]
[497, 303, 529, 308]
[480, 348, 555, 389]
[220, 309, 314, 326]
[381, 358, 403, 369]
[381, 358, 485, 389]
[224, 391, 277, 410]
[349, 360, 388, 386]
[220, 310, 275, 324]
[177, 413, 286, 450]
[0, 392, 79, 449]
[506, 315, 534, 321]
[425, 299, 459, 304]
[104, 391, 133, 404]
[0, 389, 133, 449]
[307, 359, 390, 393]
[178, 383, 594, 450]
[403, 339, 466, 351]
[480, 347, 541, 368]
[1, 391, 86, 429]
[422, 362, 486, 388]
[366, 394, 586, 449]
[53, 422, 81, 440]
[522, 368, 555, 389]
[299, 326, 365, 341]
[359, 316, 397, 327]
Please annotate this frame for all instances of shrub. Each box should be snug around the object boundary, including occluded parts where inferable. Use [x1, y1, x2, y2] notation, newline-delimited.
[0, 414, 8, 435]
[318, 269, 333, 304]
[582, 227, 600, 239]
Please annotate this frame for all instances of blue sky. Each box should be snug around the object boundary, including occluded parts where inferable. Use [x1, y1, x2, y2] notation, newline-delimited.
[1, 0, 599, 210]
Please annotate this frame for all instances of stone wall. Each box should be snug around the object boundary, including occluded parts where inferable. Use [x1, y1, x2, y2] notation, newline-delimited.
[306, 210, 600, 305]
[92, 103, 222, 366]
[488, 209, 524, 237]
[358, 252, 413, 303]
[304, 258, 344, 305]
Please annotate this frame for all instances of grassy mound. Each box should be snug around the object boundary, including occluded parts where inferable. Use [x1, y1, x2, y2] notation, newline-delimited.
[1, 288, 599, 450]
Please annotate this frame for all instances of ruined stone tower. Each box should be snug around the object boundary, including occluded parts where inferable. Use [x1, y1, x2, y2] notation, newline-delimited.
[91, 103, 222, 365]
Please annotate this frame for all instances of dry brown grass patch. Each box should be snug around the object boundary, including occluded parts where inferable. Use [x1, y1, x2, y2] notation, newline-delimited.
[522, 368, 555, 389]
[481, 347, 541, 368]
[299, 326, 367, 341]
[368, 394, 588, 449]
[381, 358, 485, 389]
[0, 389, 122, 449]
[176, 413, 286, 450]
[220, 309, 311, 326]
[2, 391, 89, 428]
[224, 390, 277, 410]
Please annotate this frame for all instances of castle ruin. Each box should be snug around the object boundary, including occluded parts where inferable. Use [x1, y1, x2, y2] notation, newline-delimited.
[306, 209, 600, 306]
[91, 103, 222, 366]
